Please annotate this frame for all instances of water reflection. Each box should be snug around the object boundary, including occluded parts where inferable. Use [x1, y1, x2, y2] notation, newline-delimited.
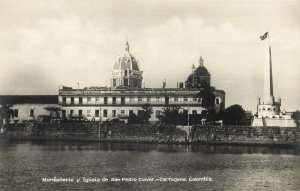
[0, 141, 299, 191]
[2, 141, 299, 155]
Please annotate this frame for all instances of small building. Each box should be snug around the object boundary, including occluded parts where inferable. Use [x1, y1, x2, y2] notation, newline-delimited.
[0, 95, 58, 123]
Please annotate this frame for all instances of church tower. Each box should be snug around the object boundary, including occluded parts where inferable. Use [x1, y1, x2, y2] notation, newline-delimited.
[111, 41, 143, 88]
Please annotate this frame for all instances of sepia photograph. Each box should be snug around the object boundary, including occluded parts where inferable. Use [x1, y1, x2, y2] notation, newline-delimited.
[0, 0, 299, 190]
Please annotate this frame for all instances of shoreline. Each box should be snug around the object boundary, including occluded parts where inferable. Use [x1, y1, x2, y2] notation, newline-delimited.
[8, 135, 299, 147]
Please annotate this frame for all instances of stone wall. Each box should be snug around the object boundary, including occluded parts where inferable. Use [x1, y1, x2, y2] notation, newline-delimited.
[191, 125, 299, 143]
[6, 123, 300, 145]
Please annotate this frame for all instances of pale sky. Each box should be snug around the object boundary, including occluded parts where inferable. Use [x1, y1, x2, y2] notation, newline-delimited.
[0, 0, 299, 112]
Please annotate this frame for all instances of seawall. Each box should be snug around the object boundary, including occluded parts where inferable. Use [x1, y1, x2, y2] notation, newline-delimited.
[5, 123, 300, 146]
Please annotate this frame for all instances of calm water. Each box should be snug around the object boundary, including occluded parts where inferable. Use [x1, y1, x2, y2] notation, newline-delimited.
[0, 141, 299, 191]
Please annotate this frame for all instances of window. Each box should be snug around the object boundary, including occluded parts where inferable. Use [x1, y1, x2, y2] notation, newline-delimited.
[112, 97, 116, 105]
[30, 109, 34, 117]
[113, 79, 116, 86]
[62, 110, 66, 118]
[87, 110, 91, 117]
[14, 109, 18, 118]
[215, 98, 220, 105]
[71, 97, 74, 104]
[124, 78, 128, 86]
[165, 97, 169, 105]
[78, 110, 82, 116]
[192, 110, 197, 114]
[95, 110, 99, 117]
[70, 110, 74, 117]
[138, 110, 143, 117]
[79, 97, 83, 104]
[174, 97, 178, 102]
[121, 110, 125, 114]
[95, 97, 99, 102]
[156, 97, 160, 102]
[184, 97, 188, 102]
[104, 97, 108, 104]
[138, 97, 142, 102]
[112, 110, 116, 117]
[193, 98, 197, 102]
[62, 97, 66, 104]
[129, 110, 134, 116]
[147, 97, 151, 102]
[121, 97, 125, 105]
[103, 109, 108, 117]
[87, 97, 91, 102]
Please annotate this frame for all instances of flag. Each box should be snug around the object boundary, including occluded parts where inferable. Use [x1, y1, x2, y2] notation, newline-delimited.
[260, 32, 268, 40]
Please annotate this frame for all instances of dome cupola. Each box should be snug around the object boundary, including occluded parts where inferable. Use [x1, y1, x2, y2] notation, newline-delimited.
[111, 41, 143, 88]
[185, 56, 211, 89]
[113, 41, 140, 71]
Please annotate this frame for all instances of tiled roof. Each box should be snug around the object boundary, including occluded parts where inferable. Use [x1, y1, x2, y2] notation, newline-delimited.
[0, 95, 58, 104]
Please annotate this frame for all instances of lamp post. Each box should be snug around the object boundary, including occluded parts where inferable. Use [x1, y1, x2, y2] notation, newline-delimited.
[187, 105, 190, 126]
[98, 108, 102, 139]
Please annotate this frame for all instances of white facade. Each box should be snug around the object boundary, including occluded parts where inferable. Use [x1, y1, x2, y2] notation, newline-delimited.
[10, 104, 57, 122]
[58, 88, 218, 121]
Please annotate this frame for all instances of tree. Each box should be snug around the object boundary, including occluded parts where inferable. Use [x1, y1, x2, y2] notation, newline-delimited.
[141, 104, 153, 123]
[0, 104, 14, 129]
[222, 104, 245, 125]
[197, 88, 215, 110]
[44, 106, 61, 118]
[159, 106, 181, 124]
[128, 113, 141, 124]
[195, 82, 216, 122]
[127, 104, 153, 124]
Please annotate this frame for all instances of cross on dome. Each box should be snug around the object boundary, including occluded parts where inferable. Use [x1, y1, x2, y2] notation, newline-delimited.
[199, 56, 204, 67]
[125, 41, 130, 52]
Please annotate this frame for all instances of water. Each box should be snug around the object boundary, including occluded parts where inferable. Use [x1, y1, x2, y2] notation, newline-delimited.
[0, 141, 299, 191]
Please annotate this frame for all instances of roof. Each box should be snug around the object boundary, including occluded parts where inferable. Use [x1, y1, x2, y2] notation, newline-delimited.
[194, 66, 210, 76]
[186, 66, 210, 82]
[59, 87, 201, 96]
[112, 41, 139, 71]
[0, 95, 58, 104]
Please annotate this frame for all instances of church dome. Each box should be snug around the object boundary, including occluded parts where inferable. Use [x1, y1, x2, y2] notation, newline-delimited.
[113, 41, 139, 71]
[185, 56, 211, 88]
[194, 66, 210, 76]
[187, 56, 210, 80]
